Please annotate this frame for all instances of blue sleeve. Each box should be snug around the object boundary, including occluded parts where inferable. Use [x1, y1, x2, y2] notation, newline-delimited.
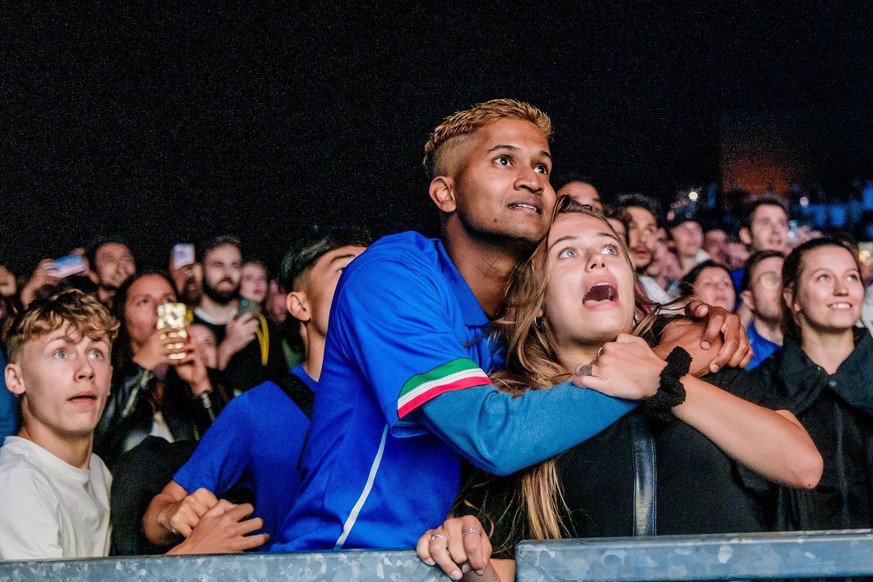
[173, 394, 252, 495]
[418, 383, 638, 476]
[0, 350, 18, 440]
[330, 248, 496, 432]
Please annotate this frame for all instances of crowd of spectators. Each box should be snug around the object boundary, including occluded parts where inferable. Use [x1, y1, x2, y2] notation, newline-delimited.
[0, 99, 872, 582]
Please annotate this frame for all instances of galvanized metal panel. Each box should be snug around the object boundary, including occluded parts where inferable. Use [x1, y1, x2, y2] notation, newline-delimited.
[515, 530, 873, 581]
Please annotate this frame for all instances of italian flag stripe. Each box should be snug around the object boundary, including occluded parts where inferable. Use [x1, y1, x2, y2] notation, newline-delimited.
[397, 360, 491, 418]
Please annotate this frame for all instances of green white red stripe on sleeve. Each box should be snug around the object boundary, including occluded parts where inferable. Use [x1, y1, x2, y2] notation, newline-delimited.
[397, 358, 492, 418]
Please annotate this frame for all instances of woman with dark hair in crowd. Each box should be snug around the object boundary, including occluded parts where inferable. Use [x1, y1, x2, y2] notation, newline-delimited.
[94, 270, 231, 469]
[746, 237, 873, 532]
[417, 198, 822, 582]
[680, 259, 737, 312]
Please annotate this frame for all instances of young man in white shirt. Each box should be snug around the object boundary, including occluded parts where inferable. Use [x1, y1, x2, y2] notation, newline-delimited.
[0, 289, 267, 560]
[0, 289, 118, 559]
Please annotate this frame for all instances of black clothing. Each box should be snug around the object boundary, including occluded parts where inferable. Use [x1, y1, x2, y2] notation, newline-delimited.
[193, 312, 286, 393]
[460, 367, 769, 559]
[748, 330, 873, 532]
[94, 362, 230, 470]
[109, 437, 197, 555]
[109, 437, 254, 555]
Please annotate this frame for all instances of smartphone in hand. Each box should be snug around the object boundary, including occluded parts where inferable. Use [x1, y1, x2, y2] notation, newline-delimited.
[157, 302, 188, 360]
[48, 254, 87, 278]
[238, 298, 260, 317]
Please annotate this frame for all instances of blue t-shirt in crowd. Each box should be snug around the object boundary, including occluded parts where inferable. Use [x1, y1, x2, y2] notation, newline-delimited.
[745, 321, 781, 370]
[275, 232, 504, 551]
[173, 365, 315, 551]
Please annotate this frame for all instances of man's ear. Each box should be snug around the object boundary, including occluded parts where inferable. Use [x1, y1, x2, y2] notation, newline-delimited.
[286, 292, 311, 323]
[740, 289, 755, 311]
[5, 363, 25, 397]
[428, 176, 457, 213]
[739, 227, 752, 247]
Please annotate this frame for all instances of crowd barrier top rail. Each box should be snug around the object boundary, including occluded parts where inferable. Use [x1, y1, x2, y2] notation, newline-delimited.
[515, 529, 873, 581]
[1, 529, 871, 581]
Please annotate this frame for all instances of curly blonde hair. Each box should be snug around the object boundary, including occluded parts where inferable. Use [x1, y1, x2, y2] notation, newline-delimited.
[6, 289, 119, 362]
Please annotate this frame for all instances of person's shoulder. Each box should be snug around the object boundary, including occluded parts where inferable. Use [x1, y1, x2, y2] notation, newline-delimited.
[368, 231, 438, 253]
[191, 308, 225, 330]
[337, 231, 450, 298]
[348, 232, 442, 273]
[638, 275, 671, 304]
[0, 441, 55, 495]
[220, 380, 304, 425]
[234, 380, 294, 408]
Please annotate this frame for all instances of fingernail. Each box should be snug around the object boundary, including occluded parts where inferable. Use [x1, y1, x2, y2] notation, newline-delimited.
[424, 559, 435, 566]
[710, 363, 720, 372]
[477, 569, 485, 576]
[452, 570, 462, 580]
[701, 341, 711, 350]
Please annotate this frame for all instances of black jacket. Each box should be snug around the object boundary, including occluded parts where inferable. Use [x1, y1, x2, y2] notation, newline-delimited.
[94, 361, 230, 470]
[750, 329, 873, 531]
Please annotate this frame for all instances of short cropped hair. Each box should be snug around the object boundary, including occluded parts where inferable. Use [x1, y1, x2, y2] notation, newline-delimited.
[740, 197, 787, 229]
[6, 289, 119, 362]
[740, 250, 785, 291]
[86, 234, 130, 268]
[422, 98, 553, 180]
[199, 235, 242, 263]
[278, 225, 373, 293]
[614, 193, 661, 219]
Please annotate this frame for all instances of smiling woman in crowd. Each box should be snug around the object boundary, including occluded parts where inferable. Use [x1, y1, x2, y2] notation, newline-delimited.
[746, 237, 873, 532]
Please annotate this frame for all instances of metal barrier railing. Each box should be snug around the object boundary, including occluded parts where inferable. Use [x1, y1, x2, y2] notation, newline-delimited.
[2, 530, 871, 581]
[0, 550, 444, 582]
[515, 529, 873, 581]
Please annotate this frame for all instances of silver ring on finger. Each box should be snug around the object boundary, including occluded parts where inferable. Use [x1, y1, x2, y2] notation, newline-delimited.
[430, 533, 447, 542]
[463, 528, 481, 536]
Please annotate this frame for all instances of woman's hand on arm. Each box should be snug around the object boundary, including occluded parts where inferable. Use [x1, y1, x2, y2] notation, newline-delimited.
[417, 515, 509, 582]
[573, 334, 663, 399]
[673, 376, 823, 489]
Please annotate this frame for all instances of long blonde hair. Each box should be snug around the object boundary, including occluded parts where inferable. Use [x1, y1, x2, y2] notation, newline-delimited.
[458, 196, 664, 548]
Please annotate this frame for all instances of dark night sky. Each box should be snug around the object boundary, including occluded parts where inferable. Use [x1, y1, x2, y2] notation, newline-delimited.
[3, 3, 873, 274]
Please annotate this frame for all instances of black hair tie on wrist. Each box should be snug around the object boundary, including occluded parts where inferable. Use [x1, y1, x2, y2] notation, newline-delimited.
[645, 346, 691, 423]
